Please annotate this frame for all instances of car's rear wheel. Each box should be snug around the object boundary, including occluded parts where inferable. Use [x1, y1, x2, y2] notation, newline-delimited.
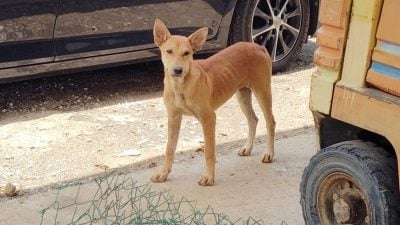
[229, 0, 310, 73]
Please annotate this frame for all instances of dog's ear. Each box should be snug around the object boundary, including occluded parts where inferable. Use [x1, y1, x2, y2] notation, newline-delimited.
[188, 27, 208, 52]
[153, 19, 171, 47]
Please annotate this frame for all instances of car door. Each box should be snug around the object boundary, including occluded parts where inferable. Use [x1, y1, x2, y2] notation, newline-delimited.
[53, 0, 228, 61]
[0, 0, 58, 69]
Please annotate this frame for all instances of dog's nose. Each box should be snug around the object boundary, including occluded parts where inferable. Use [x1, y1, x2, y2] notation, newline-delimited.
[173, 67, 183, 75]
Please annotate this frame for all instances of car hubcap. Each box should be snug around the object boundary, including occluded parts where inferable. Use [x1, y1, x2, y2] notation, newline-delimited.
[251, 0, 302, 62]
[317, 173, 371, 225]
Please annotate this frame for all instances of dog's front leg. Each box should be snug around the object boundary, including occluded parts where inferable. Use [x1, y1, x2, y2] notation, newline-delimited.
[197, 111, 216, 186]
[151, 111, 182, 183]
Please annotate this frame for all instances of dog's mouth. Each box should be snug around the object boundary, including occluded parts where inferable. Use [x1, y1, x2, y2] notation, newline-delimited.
[170, 73, 183, 78]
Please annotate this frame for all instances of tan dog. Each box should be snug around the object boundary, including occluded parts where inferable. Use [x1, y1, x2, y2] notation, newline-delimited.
[151, 19, 275, 186]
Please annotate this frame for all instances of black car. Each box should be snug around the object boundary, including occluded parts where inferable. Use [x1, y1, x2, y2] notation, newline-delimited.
[0, 0, 319, 82]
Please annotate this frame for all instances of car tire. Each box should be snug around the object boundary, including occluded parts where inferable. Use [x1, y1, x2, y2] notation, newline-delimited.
[300, 140, 400, 225]
[229, 0, 310, 73]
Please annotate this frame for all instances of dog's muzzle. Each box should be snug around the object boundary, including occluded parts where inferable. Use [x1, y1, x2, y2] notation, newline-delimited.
[171, 67, 183, 77]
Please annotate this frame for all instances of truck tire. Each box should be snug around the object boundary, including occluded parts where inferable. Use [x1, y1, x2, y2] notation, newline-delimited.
[229, 0, 310, 73]
[300, 140, 400, 225]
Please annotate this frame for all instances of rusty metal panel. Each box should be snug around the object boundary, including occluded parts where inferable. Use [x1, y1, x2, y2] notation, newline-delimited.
[372, 42, 400, 70]
[310, 68, 339, 114]
[331, 85, 400, 185]
[310, 0, 352, 115]
[314, 48, 342, 70]
[316, 26, 346, 50]
[366, 0, 400, 97]
[376, 0, 400, 45]
[338, 0, 383, 88]
[314, 0, 351, 70]
[319, 0, 351, 28]
[367, 67, 400, 97]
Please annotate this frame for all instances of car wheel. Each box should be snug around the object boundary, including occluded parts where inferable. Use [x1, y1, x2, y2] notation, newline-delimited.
[300, 140, 400, 225]
[229, 0, 310, 73]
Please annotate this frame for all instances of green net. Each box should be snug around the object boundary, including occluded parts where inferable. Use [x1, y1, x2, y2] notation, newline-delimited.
[39, 173, 265, 225]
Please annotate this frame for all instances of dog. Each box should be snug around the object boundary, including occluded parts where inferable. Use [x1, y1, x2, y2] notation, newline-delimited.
[151, 19, 275, 186]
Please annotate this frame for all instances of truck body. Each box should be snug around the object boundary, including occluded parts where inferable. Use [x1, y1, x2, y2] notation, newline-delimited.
[301, 0, 400, 224]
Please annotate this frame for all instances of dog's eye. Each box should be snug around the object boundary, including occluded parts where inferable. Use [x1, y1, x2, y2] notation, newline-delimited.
[183, 51, 190, 56]
[166, 49, 173, 54]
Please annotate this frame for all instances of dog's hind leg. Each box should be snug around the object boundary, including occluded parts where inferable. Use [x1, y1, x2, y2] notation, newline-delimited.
[236, 87, 259, 156]
[251, 83, 275, 163]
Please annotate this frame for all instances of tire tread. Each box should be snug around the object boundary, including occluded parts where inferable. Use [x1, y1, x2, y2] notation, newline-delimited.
[300, 140, 400, 225]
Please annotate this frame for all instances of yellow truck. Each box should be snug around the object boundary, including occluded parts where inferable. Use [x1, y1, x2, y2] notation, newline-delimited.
[300, 0, 400, 224]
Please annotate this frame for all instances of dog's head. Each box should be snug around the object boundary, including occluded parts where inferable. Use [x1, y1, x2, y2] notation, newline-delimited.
[153, 19, 208, 79]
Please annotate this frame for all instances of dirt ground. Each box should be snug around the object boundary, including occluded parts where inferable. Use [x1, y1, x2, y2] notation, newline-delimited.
[0, 39, 317, 224]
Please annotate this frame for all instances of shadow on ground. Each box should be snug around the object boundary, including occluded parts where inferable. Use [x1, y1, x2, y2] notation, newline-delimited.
[0, 39, 317, 123]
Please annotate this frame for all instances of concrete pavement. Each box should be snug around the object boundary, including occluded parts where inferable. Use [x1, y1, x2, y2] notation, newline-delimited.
[0, 132, 316, 225]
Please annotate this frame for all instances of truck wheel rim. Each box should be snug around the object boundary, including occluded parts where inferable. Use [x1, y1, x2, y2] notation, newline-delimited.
[251, 0, 303, 62]
[317, 172, 371, 225]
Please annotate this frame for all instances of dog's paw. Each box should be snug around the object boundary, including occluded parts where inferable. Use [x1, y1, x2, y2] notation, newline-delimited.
[261, 152, 274, 163]
[151, 172, 169, 183]
[238, 148, 251, 156]
[198, 175, 214, 186]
